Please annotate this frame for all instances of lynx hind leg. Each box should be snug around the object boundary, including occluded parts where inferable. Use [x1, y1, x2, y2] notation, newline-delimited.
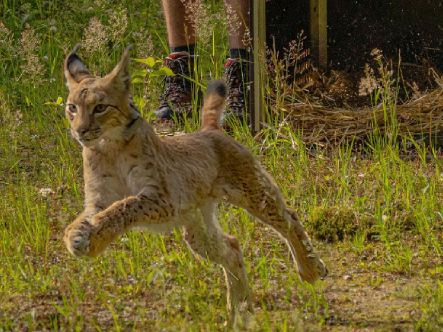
[229, 167, 327, 283]
[183, 204, 251, 320]
[280, 208, 328, 282]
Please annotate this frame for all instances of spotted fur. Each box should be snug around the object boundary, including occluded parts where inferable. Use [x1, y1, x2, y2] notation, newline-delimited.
[63, 46, 327, 321]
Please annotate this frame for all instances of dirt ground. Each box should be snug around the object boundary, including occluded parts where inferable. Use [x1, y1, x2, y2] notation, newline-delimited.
[266, 0, 443, 108]
[320, 242, 437, 331]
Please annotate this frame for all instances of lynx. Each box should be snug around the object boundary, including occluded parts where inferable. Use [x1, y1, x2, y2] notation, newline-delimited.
[63, 45, 327, 320]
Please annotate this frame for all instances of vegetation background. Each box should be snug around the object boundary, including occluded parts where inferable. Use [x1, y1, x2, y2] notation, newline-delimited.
[0, 0, 442, 330]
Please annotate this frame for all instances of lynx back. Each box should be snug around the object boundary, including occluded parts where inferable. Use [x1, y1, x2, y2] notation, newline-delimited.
[62, 46, 327, 324]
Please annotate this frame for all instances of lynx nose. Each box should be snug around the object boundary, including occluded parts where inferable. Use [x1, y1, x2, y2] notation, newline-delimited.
[76, 127, 88, 137]
[74, 127, 89, 142]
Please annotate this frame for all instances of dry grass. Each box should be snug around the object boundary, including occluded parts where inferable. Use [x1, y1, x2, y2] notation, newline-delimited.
[266, 40, 443, 145]
[272, 82, 443, 145]
[1, 2, 442, 330]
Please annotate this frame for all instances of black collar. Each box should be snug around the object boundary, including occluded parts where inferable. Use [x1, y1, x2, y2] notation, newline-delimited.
[126, 115, 141, 130]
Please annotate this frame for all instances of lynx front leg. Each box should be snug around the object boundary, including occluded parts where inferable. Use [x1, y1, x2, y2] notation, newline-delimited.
[64, 211, 96, 257]
[64, 193, 174, 257]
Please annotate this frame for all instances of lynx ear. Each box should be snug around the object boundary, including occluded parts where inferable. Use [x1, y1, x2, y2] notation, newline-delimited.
[64, 44, 91, 90]
[105, 45, 132, 91]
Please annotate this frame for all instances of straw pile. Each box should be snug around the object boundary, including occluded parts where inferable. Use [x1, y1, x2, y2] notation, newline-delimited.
[274, 83, 443, 145]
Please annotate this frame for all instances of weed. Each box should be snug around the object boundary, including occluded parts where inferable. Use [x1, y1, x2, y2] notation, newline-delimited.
[414, 281, 443, 331]
[0, 1, 441, 331]
[309, 205, 372, 243]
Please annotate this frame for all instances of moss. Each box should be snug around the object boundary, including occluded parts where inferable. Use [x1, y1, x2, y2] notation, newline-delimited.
[308, 205, 373, 243]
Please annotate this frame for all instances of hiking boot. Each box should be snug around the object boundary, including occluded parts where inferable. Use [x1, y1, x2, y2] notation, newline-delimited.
[155, 52, 194, 120]
[224, 58, 249, 123]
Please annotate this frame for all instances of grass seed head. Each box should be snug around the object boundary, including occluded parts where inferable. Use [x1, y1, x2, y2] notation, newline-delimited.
[0, 21, 14, 54]
[181, 0, 213, 45]
[18, 25, 45, 81]
[358, 64, 379, 96]
[82, 17, 108, 55]
[224, 3, 242, 36]
[107, 7, 128, 43]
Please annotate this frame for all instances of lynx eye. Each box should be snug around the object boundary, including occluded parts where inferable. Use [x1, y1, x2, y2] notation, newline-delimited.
[68, 104, 77, 114]
[93, 104, 108, 115]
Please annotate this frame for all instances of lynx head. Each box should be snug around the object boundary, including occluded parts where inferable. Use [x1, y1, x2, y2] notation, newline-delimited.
[64, 45, 139, 148]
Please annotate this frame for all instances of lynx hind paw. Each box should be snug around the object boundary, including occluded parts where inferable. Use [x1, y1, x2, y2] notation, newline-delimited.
[314, 256, 328, 279]
[303, 254, 328, 282]
[301, 240, 328, 282]
[64, 220, 92, 257]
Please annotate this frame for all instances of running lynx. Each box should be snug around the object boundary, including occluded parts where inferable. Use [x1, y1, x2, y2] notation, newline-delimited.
[63, 45, 327, 320]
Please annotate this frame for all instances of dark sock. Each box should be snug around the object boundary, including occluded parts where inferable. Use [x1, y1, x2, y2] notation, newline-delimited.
[170, 44, 195, 55]
[229, 48, 248, 59]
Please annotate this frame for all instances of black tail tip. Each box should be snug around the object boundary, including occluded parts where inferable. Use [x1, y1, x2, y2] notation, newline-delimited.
[71, 43, 81, 55]
[206, 80, 227, 98]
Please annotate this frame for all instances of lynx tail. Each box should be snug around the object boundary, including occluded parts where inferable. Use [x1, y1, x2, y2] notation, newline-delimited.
[201, 80, 227, 131]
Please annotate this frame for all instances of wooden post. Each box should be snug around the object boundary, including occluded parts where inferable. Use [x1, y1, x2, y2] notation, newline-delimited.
[249, 0, 266, 134]
[310, 0, 328, 69]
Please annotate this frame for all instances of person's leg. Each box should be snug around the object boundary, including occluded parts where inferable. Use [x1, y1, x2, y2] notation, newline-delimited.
[225, 0, 249, 54]
[156, 0, 196, 120]
[162, 0, 195, 52]
[223, 0, 250, 122]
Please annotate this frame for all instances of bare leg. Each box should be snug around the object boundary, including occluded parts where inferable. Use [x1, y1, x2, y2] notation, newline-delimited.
[162, 0, 248, 49]
[162, 0, 195, 48]
[224, 0, 249, 49]
[183, 203, 250, 321]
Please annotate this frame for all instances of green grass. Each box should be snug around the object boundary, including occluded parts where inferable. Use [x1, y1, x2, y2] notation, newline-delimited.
[1, 1, 442, 331]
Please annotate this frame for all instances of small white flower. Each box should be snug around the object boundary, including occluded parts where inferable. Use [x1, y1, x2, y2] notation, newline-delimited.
[38, 187, 55, 198]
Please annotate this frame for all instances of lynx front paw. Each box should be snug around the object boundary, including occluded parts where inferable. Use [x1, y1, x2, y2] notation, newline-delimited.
[64, 220, 93, 257]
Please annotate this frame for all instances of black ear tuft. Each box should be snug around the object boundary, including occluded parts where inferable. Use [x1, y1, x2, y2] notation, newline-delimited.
[105, 46, 132, 91]
[64, 44, 91, 89]
[66, 53, 90, 77]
